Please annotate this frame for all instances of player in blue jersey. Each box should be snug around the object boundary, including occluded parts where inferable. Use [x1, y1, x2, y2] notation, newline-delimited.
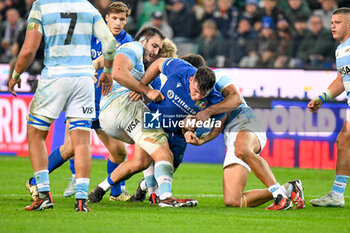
[181, 54, 305, 210]
[308, 8, 350, 207]
[8, 0, 116, 211]
[23, 2, 133, 203]
[129, 57, 227, 204]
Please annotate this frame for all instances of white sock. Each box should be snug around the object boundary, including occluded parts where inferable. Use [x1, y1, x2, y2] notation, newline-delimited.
[268, 183, 287, 199]
[140, 179, 147, 191]
[99, 178, 111, 191]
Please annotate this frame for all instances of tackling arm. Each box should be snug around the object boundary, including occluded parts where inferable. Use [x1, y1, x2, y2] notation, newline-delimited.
[196, 84, 242, 122]
[139, 58, 167, 85]
[93, 19, 116, 71]
[184, 114, 227, 146]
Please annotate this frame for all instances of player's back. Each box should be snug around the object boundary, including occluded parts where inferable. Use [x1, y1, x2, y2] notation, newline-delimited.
[30, 0, 102, 79]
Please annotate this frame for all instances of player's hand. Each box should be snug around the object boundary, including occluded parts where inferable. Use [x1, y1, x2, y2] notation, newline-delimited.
[184, 131, 203, 146]
[97, 72, 113, 96]
[307, 98, 322, 114]
[8, 77, 21, 97]
[182, 115, 197, 132]
[145, 89, 164, 102]
[129, 90, 142, 101]
[195, 110, 211, 122]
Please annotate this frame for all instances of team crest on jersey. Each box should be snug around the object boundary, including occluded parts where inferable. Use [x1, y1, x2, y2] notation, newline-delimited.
[195, 99, 208, 110]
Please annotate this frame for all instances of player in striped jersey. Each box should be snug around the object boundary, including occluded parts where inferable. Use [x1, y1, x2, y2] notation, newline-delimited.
[182, 55, 305, 210]
[8, 0, 116, 212]
[24, 1, 133, 203]
[308, 7, 350, 208]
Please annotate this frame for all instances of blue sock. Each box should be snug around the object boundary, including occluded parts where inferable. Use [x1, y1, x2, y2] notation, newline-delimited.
[154, 161, 173, 200]
[107, 175, 118, 186]
[69, 159, 75, 175]
[31, 147, 65, 185]
[75, 178, 89, 199]
[34, 170, 50, 192]
[107, 159, 122, 197]
[331, 175, 349, 198]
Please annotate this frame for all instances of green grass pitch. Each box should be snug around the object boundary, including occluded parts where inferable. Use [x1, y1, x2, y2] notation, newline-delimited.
[0, 156, 349, 233]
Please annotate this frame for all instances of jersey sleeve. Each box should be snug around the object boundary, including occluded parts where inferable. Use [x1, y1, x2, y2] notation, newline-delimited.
[91, 6, 103, 25]
[27, 1, 43, 32]
[214, 69, 235, 94]
[207, 89, 225, 121]
[162, 58, 196, 82]
[117, 42, 143, 67]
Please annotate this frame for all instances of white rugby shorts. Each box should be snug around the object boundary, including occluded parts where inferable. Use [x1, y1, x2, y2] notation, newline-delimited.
[99, 92, 168, 155]
[223, 114, 267, 172]
[29, 76, 95, 120]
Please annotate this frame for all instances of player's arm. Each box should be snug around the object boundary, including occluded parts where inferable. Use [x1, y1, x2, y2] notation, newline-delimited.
[140, 58, 167, 85]
[93, 19, 116, 95]
[196, 84, 242, 122]
[113, 54, 164, 102]
[184, 115, 227, 146]
[308, 72, 344, 113]
[129, 57, 167, 101]
[8, 23, 42, 97]
[93, 55, 104, 71]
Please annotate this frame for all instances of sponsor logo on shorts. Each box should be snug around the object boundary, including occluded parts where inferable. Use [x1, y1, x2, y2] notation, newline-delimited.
[82, 107, 93, 114]
[126, 119, 140, 133]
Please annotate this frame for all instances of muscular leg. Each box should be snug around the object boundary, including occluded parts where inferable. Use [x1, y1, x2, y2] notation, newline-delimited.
[27, 124, 49, 172]
[96, 129, 128, 198]
[336, 121, 350, 176]
[96, 129, 127, 164]
[234, 130, 277, 188]
[223, 164, 272, 207]
[109, 145, 152, 183]
[70, 129, 91, 179]
[60, 123, 75, 160]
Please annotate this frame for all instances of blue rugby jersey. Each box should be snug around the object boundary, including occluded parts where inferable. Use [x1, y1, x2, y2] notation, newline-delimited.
[335, 36, 350, 105]
[28, 0, 103, 79]
[147, 58, 225, 135]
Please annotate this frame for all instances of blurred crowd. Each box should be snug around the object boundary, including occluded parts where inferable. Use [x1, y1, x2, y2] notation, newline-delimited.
[1, 0, 349, 71]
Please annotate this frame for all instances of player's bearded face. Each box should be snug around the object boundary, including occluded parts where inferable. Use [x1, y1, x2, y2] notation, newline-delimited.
[143, 35, 163, 63]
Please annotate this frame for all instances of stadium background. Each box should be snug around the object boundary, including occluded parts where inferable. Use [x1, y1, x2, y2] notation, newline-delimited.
[0, 0, 349, 169]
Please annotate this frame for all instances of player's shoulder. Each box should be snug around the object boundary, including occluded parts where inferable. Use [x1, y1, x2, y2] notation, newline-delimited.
[336, 37, 350, 60]
[119, 41, 142, 51]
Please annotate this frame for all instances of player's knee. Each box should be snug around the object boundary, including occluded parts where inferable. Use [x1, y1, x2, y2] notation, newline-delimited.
[109, 153, 127, 164]
[60, 143, 74, 159]
[130, 159, 151, 173]
[234, 147, 254, 162]
[224, 196, 241, 207]
[336, 134, 350, 151]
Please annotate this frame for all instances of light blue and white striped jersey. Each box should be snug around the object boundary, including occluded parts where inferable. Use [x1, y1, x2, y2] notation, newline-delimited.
[100, 41, 145, 111]
[335, 36, 350, 105]
[213, 69, 256, 126]
[28, 0, 103, 79]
